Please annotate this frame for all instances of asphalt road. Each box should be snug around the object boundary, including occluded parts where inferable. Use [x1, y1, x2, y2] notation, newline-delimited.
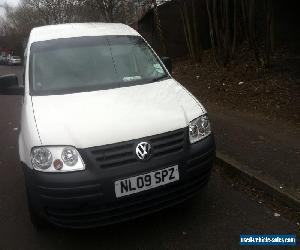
[0, 66, 298, 250]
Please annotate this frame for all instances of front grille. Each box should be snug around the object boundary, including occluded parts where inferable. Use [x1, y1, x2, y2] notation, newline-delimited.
[86, 128, 186, 169]
[45, 169, 211, 228]
[38, 183, 104, 206]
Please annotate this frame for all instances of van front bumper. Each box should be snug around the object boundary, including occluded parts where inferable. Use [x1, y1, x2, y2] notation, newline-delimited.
[23, 134, 215, 229]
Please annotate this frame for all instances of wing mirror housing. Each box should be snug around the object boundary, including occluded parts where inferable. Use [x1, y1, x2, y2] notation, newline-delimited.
[161, 57, 172, 75]
[0, 74, 24, 95]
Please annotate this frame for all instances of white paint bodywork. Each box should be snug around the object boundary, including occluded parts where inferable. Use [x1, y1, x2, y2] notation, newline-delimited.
[19, 23, 206, 168]
[28, 23, 140, 45]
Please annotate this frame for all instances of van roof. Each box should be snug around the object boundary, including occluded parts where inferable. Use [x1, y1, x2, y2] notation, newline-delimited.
[28, 23, 140, 47]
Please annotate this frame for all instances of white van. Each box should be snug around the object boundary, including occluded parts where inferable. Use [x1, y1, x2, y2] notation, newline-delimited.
[0, 23, 215, 228]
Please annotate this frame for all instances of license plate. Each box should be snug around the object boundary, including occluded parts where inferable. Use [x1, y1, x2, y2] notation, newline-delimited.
[115, 165, 179, 198]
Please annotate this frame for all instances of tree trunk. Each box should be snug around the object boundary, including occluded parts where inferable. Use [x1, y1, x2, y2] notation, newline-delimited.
[153, 0, 167, 55]
[205, 0, 218, 66]
[231, 0, 237, 56]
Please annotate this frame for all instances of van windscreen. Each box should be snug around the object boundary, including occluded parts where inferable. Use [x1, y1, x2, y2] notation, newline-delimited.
[29, 36, 169, 95]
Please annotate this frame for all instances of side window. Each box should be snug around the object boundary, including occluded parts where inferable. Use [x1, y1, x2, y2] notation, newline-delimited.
[23, 55, 26, 87]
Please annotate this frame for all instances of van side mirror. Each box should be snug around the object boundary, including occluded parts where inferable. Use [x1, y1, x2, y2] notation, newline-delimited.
[0, 74, 24, 95]
[161, 57, 172, 74]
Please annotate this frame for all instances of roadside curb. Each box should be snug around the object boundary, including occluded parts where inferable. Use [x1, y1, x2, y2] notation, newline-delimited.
[215, 152, 300, 212]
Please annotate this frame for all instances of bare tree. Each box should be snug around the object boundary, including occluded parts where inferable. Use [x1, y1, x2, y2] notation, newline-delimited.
[0, 0, 157, 55]
[152, 0, 167, 55]
[82, 0, 123, 22]
[205, 0, 233, 66]
[178, 0, 203, 62]
[241, 0, 274, 67]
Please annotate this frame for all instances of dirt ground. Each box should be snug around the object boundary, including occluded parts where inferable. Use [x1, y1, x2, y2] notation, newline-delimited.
[173, 47, 300, 125]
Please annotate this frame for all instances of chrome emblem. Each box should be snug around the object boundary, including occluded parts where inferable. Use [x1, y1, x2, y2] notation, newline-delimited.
[136, 142, 152, 161]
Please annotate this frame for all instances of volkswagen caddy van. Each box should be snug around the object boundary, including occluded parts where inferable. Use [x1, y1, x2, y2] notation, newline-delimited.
[0, 23, 215, 228]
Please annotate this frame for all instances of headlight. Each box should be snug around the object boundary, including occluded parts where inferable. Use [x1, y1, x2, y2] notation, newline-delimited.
[31, 147, 52, 170]
[30, 146, 85, 172]
[189, 114, 211, 143]
[61, 147, 78, 166]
